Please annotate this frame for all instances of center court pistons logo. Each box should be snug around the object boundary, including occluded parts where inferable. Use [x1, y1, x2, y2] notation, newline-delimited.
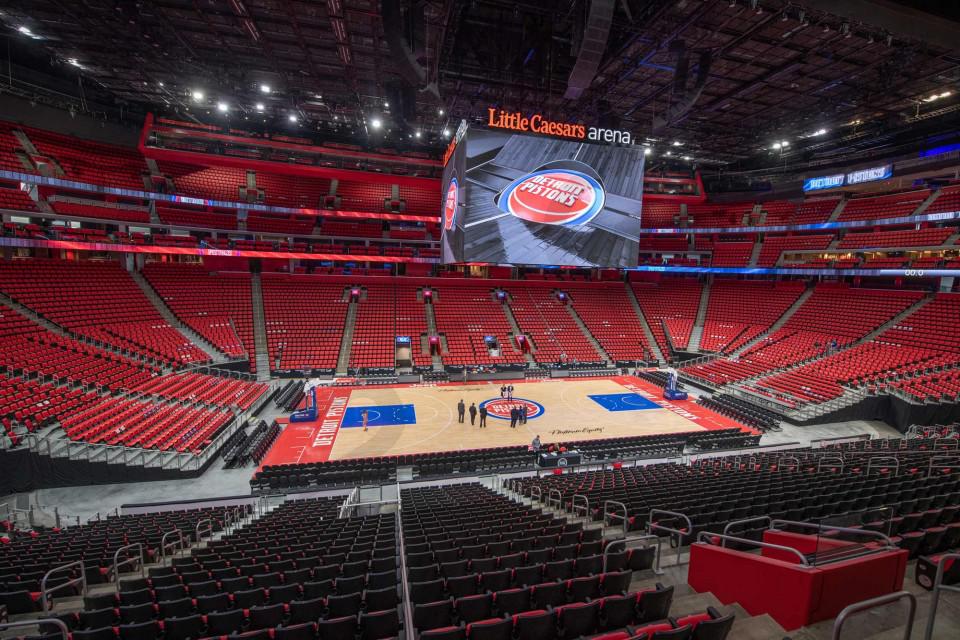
[479, 397, 545, 421]
[443, 177, 459, 231]
[496, 160, 605, 227]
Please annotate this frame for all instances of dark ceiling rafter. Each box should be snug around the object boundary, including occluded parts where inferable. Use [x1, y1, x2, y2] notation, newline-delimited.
[0, 0, 958, 174]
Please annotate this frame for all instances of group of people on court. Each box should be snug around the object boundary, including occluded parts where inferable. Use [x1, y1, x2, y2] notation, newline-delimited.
[456, 399, 527, 428]
[456, 399, 487, 427]
[499, 385, 514, 399]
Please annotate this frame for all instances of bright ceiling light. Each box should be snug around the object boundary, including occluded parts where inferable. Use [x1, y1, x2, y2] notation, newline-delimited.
[415, 131, 421, 138]
[191, 90, 204, 102]
[672, 141, 683, 146]
[17, 26, 31, 35]
[216, 102, 229, 112]
[383, 101, 389, 108]
[940, 91, 952, 98]
[772, 142, 782, 150]
[664, 151, 672, 157]
[643, 147, 652, 156]
[682, 155, 691, 161]
[813, 128, 827, 136]
[158, 81, 164, 87]
[442, 129, 451, 137]
[255, 102, 265, 112]
[67, 58, 81, 67]
[288, 114, 298, 123]
[781, 140, 790, 147]
[260, 84, 271, 93]
[439, 108, 444, 115]
[370, 118, 382, 129]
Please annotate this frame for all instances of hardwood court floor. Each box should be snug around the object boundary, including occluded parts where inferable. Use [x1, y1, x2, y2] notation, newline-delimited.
[325, 375, 742, 461]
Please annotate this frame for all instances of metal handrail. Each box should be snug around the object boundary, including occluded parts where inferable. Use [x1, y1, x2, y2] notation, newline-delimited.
[769, 519, 896, 549]
[866, 456, 900, 476]
[721, 515, 772, 543]
[603, 500, 628, 537]
[110, 543, 144, 587]
[0, 618, 70, 640]
[833, 591, 916, 640]
[195, 518, 213, 542]
[649, 509, 693, 566]
[604, 533, 664, 575]
[923, 552, 960, 640]
[40, 560, 86, 612]
[818, 455, 845, 473]
[696, 531, 810, 566]
[547, 489, 563, 510]
[933, 438, 959, 450]
[927, 455, 959, 477]
[530, 486, 543, 504]
[395, 482, 416, 640]
[161, 529, 186, 561]
[571, 494, 589, 520]
[778, 455, 801, 471]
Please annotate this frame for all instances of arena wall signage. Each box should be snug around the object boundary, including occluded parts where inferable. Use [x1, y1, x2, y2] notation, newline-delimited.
[802, 164, 893, 192]
[486, 108, 633, 145]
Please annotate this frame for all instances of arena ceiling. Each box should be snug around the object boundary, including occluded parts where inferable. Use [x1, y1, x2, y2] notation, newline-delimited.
[0, 0, 958, 177]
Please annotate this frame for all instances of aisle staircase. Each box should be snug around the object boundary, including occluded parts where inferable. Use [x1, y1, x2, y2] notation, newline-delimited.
[335, 297, 359, 376]
[729, 285, 814, 357]
[565, 304, 611, 365]
[131, 271, 230, 363]
[499, 291, 536, 365]
[422, 299, 444, 371]
[250, 274, 271, 381]
[624, 283, 666, 365]
[687, 282, 711, 353]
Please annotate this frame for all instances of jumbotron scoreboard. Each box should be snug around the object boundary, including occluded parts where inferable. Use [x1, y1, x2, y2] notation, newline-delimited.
[440, 110, 645, 268]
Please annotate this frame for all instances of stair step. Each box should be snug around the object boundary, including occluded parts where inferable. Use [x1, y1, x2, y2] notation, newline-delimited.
[670, 592, 725, 617]
[727, 611, 789, 640]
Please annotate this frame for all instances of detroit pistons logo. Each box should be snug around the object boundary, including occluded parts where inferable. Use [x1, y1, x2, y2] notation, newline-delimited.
[443, 178, 459, 230]
[479, 398, 545, 421]
[497, 168, 605, 227]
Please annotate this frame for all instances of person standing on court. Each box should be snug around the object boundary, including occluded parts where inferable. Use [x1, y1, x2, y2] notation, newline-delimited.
[500, 385, 506, 398]
[507, 384, 514, 400]
[361, 408, 369, 432]
[521, 404, 528, 424]
[469, 402, 477, 426]
[457, 399, 465, 423]
[479, 404, 487, 428]
[510, 405, 518, 428]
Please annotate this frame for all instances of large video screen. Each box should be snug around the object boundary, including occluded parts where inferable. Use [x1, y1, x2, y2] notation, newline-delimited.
[440, 127, 644, 268]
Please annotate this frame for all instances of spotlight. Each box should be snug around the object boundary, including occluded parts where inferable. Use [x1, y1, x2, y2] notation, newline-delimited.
[370, 118, 382, 129]
[383, 101, 389, 108]
[288, 114, 298, 123]
[682, 155, 691, 161]
[17, 26, 31, 35]
[415, 131, 422, 138]
[191, 90, 204, 102]
[772, 142, 782, 150]
[255, 102, 265, 112]
[439, 108, 445, 115]
[216, 102, 228, 112]
[158, 81, 164, 87]
[67, 58, 80, 67]
[781, 140, 790, 147]
[643, 147, 652, 156]
[442, 129, 451, 137]
[260, 84, 271, 93]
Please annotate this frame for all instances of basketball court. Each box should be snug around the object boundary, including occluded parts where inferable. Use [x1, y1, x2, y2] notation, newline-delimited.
[259, 375, 750, 467]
